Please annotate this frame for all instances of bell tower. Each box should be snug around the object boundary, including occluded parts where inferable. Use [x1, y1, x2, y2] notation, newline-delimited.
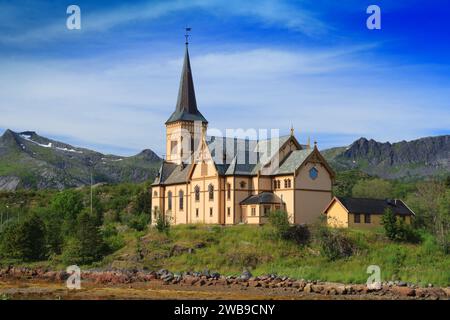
[165, 30, 207, 164]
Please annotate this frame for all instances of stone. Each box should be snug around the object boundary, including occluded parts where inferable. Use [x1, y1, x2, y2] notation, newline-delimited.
[392, 286, 416, 297]
[336, 286, 347, 295]
[240, 269, 252, 281]
[304, 283, 313, 293]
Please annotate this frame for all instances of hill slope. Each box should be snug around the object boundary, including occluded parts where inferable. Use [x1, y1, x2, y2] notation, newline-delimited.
[323, 135, 450, 180]
[0, 129, 161, 190]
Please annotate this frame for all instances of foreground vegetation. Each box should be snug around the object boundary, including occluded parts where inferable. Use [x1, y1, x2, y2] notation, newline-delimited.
[0, 172, 448, 287]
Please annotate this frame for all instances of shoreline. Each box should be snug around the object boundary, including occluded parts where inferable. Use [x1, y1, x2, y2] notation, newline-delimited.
[0, 267, 448, 300]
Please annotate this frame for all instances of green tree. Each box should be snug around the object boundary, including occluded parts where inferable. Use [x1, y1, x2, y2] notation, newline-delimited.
[50, 190, 84, 236]
[268, 210, 290, 238]
[352, 178, 393, 199]
[62, 210, 106, 265]
[381, 208, 398, 240]
[0, 212, 46, 261]
[154, 208, 170, 234]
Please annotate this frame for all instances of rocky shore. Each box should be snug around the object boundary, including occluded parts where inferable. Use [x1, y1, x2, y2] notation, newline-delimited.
[0, 266, 448, 300]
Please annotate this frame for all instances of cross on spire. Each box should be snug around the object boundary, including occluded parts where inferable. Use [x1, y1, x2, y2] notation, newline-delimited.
[185, 27, 191, 46]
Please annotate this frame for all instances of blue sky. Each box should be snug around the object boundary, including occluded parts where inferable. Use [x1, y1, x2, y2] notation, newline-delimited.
[0, 0, 449, 156]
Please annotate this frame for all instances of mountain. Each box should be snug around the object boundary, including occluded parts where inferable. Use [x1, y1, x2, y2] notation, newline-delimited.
[0, 129, 162, 191]
[322, 135, 450, 180]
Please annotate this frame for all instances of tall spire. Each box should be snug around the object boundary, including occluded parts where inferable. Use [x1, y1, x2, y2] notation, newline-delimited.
[165, 28, 207, 124]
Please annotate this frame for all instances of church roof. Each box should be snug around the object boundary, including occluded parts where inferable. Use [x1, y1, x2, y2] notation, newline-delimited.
[166, 46, 207, 124]
[271, 149, 314, 174]
[240, 192, 284, 205]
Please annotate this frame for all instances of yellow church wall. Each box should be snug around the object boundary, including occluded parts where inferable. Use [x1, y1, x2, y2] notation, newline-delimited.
[233, 176, 252, 223]
[294, 190, 332, 224]
[188, 161, 222, 224]
[273, 174, 295, 223]
[295, 162, 332, 191]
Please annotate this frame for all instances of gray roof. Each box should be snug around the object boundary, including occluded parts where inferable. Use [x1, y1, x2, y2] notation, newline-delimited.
[332, 197, 415, 216]
[166, 46, 207, 124]
[271, 149, 314, 175]
[153, 135, 313, 186]
[240, 192, 284, 205]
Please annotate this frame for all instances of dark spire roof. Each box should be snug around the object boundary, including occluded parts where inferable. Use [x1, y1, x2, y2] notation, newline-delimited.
[166, 45, 207, 124]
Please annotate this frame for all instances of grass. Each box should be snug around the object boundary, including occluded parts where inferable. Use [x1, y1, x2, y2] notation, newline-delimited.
[101, 224, 450, 286]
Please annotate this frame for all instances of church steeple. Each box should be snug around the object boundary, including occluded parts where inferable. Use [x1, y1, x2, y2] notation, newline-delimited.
[165, 41, 207, 124]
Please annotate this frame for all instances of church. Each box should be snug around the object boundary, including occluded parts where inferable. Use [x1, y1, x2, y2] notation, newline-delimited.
[151, 41, 335, 226]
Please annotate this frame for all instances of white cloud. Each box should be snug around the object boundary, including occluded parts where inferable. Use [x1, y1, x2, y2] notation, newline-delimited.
[0, 45, 449, 155]
[0, 0, 328, 45]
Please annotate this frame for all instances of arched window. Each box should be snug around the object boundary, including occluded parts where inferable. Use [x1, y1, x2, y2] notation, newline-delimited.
[286, 179, 291, 188]
[273, 180, 277, 189]
[284, 179, 288, 188]
[153, 190, 157, 197]
[208, 184, 214, 201]
[226, 183, 231, 200]
[179, 190, 184, 210]
[167, 191, 172, 211]
[194, 185, 200, 201]
[277, 180, 281, 189]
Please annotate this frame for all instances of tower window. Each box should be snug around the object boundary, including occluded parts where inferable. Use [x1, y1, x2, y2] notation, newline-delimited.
[194, 185, 200, 201]
[227, 207, 231, 217]
[227, 183, 231, 200]
[196, 208, 199, 217]
[209, 208, 213, 217]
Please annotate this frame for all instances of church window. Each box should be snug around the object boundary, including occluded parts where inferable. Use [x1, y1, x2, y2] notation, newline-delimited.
[273, 180, 277, 189]
[179, 190, 184, 210]
[284, 179, 288, 188]
[309, 167, 318, 180]
[208, 184, 214, 201]
[277, 180, 281, 189]
[153, 191, 157, 197]
[240, 181, 246, 188]
[209, 208, 213, 217]
[227, 183, 231, 200]
[170, 140, 178, 155]
[196, 208, 199, 217]
[251, 207, 256, 216]
[167, 191, 172, 211]
[287, 179, 291, 188]
[194, 185, 200, 201]
[227, 207, 231, 217]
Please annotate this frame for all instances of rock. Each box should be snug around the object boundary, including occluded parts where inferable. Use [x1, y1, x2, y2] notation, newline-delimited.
[336, 286, 347, 295]
[183, 276, 198, 286]
[304, 283, 313, 293]
[397, 281, 407, 287]
[292, 281, 306, 290]
[392, 286, 416, 297]
[311, 285, 324, 294]
[211, 272, 220, 279]
[240, 269, 252, 281]
[198, 279, 207, 286]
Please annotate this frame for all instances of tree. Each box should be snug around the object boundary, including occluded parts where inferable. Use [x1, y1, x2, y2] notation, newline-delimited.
[50, 190, 84, 236]
[381, 208, 420, 243]
[154, 208, 170, 234]
[62, 210, 106, 265]
[0, 212, 46, 261]
[381, 208, 397, 240]
[352, 178, 393, 199]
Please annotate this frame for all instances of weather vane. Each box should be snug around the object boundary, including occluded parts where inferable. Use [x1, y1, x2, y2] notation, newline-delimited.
[185, 26, 191, 46]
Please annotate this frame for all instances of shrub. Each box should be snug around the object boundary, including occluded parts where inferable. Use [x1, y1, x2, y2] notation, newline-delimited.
[0, 212, 47, 261]
[127, 213, 150, 231]
[382, 208, 421, 243]
[268, 210, 290, 237]
[155, 210, 170, 234]
[283, 224, 311, 245]
[317, 227, 357, 260]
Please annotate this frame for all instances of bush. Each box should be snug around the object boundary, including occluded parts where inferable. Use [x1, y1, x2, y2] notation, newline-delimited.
[382, 208, 421, 243]
[127, 213, 150, 231]
[0, 212, 47, 261]
[155, 211, 170, 234]
[268, 210, 290, 237]
[317, 227, 357, 260]
[283, 225, 311, 245]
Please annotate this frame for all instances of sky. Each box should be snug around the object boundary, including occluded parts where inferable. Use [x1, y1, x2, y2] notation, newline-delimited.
[0, 0, 449, 156]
